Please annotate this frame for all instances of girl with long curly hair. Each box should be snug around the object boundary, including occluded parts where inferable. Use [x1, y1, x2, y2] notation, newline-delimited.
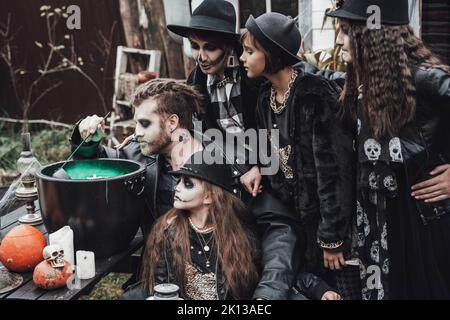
[141, 151, 259, 300]
[327, 0, 450, 299]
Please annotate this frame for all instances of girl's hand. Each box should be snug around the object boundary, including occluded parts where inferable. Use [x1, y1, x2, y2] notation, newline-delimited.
[321, 291, 342, 300]
[411, 164, 450, 203]
[323, 250, 346, 270]
[114, 133, 135, 150]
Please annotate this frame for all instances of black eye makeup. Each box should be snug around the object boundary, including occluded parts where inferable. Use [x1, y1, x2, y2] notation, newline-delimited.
[204, 43, 218, 52]
[138, 119, 151, 128]
[182, 176, 195, 189]
[190, 41, 200, 50]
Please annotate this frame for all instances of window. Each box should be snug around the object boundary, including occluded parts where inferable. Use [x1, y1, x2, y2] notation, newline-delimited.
[239, 0, 299, 28]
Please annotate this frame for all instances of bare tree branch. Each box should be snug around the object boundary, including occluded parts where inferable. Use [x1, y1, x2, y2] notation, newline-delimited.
[0, 117, 71, 129]
[28, 81, 62, 114]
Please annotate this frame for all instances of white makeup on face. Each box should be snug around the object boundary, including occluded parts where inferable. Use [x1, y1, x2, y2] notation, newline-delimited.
[133, 97, 171, 156]
[240, 36, 266, 78]
[336, 21, 353, 64]
[189, 36, 228, 76]
[173, 176, 207, 211]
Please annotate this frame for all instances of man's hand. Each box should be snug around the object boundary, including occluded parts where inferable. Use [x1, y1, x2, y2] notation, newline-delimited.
[240, 165, 263, 197]
[323, 250, 346, 270]
[79, 114, 105, 141]
[321, 291, 342, 300]
[411, 164, 450, 203]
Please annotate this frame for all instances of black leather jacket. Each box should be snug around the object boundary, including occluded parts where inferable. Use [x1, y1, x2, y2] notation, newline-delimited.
[398, 65, 450, 224]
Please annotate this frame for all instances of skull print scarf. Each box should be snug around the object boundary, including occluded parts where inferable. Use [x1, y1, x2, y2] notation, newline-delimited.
[355, 96, 404, 300]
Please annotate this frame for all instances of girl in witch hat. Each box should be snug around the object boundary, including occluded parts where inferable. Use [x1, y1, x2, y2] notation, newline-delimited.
[140, 150, 260, 299]
[240, 12, 356, 299]
[327, 0, 450, 299]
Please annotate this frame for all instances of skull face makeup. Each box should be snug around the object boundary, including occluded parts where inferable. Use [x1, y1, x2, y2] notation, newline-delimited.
[43, 244, 65, 268]
[173, 176, 209, 211]
[189, 35, 228, 76]
[364, 139, 381, 161]
[134, 97, 172, 156]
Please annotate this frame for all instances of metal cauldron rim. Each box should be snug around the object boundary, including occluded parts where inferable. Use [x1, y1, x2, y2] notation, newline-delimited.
[35, 158, 146, 183]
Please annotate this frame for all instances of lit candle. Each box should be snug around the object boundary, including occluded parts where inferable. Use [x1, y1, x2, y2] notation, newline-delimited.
[49, 226, 74, 266]
[76, 250, 95, 279]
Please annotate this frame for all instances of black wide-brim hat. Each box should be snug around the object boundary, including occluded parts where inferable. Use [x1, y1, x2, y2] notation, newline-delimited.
[245, 13, 301, 66]
[326, 0, 409, 26]
[169, 151, 237, 196]
[167, 0, 238, 38]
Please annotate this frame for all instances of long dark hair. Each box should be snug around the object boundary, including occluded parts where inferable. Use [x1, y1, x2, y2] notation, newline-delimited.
[340, 20, 450, 139]
[141, 182, 259, 299]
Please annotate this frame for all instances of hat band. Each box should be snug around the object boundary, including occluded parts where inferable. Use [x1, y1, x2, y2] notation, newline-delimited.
[190, 15, 236, 34]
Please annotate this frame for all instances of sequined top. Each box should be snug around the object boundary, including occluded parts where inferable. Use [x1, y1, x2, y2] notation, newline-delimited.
[184, 263, 218, 300]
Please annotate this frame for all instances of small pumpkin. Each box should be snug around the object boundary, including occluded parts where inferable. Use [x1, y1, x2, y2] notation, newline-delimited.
[0, 225, 46, 272]
[33, 260, 73, 290]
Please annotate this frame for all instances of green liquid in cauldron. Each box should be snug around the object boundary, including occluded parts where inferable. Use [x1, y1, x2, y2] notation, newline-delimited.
[63, 161, 132, 180]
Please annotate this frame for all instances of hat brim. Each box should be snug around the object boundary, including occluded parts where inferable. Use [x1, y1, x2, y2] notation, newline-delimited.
[169, 168, 234, 194]
[325, 8, 370, 23]
[326, 8, 409, 25]
[246, 15, 301, 65]
[167, 24, 239, 38]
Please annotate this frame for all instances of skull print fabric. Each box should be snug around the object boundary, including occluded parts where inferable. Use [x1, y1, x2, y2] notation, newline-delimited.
[357, 107, 404, 165]
[355, 103, 398, 300]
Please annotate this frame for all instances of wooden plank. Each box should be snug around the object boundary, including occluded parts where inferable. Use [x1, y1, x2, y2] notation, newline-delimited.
[110, 253, 142, 274]
[6, 276, 47, 300]
[0, 272, 33, 299]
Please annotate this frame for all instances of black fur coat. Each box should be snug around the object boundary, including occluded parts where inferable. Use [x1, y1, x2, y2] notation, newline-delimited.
[256, 66, 355, 273]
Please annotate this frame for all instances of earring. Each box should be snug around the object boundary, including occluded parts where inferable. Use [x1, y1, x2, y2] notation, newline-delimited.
[227, 51, 239, 68]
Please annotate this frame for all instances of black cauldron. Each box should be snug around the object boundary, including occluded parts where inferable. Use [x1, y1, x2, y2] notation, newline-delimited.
[36, 159, 146, 258]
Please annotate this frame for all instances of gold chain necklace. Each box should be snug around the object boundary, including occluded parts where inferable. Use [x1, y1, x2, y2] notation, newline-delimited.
[188, 216, 215, 234]
[189, 218, 215, 269]
[270, 69, 298, 114]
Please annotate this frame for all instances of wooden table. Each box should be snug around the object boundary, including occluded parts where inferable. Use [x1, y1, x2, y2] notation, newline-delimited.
[0, 202, 144, 300]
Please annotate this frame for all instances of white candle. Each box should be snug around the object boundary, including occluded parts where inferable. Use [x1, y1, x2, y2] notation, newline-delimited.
[76, 250, 95, 280]
[49, 226, 75, 266]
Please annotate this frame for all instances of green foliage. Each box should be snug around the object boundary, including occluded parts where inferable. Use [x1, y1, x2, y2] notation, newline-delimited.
[0, 124, 71, 186]
[30, 127, 71, 166]
[78, 273, 133, 300]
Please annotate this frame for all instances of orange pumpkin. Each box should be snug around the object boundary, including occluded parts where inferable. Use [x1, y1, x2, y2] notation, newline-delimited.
[33, 260, 73, 290]
[0, 225, 46, 272]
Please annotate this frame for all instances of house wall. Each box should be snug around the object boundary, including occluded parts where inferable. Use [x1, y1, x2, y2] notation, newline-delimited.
[422, 0, 450, 64]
